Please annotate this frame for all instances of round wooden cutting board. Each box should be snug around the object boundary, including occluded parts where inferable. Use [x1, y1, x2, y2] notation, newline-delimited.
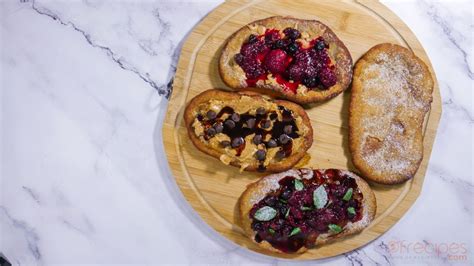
[162, 0, 441, 260]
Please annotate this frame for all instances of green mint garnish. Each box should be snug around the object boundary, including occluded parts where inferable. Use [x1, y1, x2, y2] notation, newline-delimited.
[313, 185, 328, 209]
[347, 207, 356, 215]
[254, 206, 277, 221]
[343, 188, 353, 201]
[289, 227, 301, 237]
[294, 179, 304, 191]
[285, 208, 290, 218]
[328, 224, 342, 234]
[268, 228, 275, 234]
[300, 206, 313, 211]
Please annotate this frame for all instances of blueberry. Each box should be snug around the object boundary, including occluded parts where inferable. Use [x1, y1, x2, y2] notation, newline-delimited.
[283, 125, 293, 134]
[302, 76, 318, 88]
[279, 134, 291, 144]
[255, 150, 266, 161]
[231, 137, 244, 148]
[286, 42, 299, 55]
[231, 112, 240, 122]
[315, 39, 327, 50]
[281, 189, 292, 200]
[272, 39, 286, 49]
[248, 34, 258, 44]
[224, 119, 235, 129]
[234, 53, 244, 65]
[206, 110, 217, 120]
[283, 28, 301, 40]
[267, 139, 277, 148]
[256, 107, 266, 115]
[253, 134, 262, 145]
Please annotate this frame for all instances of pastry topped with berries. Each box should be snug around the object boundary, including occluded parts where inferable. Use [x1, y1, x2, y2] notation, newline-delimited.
[184, 89, 313, 172]
[219, 16, 353, 104]
[239, 169, 376, 254]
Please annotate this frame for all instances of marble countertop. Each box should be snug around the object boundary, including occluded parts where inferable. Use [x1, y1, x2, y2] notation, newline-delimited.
[1, 0, 472, 265]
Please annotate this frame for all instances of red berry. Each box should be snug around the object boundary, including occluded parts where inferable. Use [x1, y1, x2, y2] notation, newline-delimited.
[319, 67, 337, 88]
[264, 49, 288, 74]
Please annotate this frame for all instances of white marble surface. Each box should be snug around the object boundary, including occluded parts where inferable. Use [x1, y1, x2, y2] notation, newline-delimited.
[0, 0, 472, 265]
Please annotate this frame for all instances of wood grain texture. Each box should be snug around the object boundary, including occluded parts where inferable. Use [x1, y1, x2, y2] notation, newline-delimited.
[162, 0, 441, 260]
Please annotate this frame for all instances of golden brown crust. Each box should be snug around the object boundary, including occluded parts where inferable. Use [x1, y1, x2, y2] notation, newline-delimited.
[239, 169, 376, 254]
[184, 89, 313, 172]
[219, 16, 353, 104]
[349, 43, 434, 184]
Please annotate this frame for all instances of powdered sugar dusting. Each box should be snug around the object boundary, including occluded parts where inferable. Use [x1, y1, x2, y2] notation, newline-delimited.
[357, 51, 431, 177]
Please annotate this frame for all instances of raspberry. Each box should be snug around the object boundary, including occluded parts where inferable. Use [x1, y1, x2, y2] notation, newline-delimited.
[264, 49, 288, 74]
[319, 67, 337, 88]
[264, 30, 280, 44]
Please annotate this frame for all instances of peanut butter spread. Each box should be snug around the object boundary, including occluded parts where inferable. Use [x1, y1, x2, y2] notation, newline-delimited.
[191, 96, 309, 171]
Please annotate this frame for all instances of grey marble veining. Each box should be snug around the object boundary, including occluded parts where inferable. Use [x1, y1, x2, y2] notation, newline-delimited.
[0, 0, 472, 265]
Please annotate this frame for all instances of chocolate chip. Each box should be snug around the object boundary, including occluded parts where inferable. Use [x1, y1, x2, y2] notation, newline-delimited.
[269, 113, 278, 120]
[231, 113, 240, 122]
[275, 150, 286, 159]
[256, 107, 266, 115]
[206, 110, 216, 120]
[255, 150, 266, 161]
[246, 118, 256, 128]
[207, 127, 216, 137]
[267, 139, 277, 148]
[261, 120, 271, 129]
[283, 125, 293, 134]
[220, 140, 230, 147]
[279, 134, 291, 144]
[224, 119, 235, 129]
[214, 123, 223, 133]
[253, 134, 262, 145]
[231, 137, 244, 148]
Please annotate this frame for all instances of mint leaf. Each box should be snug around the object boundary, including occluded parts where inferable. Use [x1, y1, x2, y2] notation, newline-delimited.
[294, 179, 304, 191]
[254, 206, 277, 221]
[285, 208, 290, 218]
[300, 206, 313, 211]
[269, 228, 275, 234]
[328, 224, 342, 234]
[313, 185, 328, 209]
[289, 227, 301, 237]
[343, 188, 353, 201]
[347, 207, 356, 215]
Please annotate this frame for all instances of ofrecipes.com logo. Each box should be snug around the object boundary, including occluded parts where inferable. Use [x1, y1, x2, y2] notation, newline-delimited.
[388, 240, 468, 261]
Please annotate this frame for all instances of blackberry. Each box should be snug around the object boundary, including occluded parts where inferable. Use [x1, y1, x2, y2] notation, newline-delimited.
[302, 76, 318, 88]
[283, 28, 301, 40]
